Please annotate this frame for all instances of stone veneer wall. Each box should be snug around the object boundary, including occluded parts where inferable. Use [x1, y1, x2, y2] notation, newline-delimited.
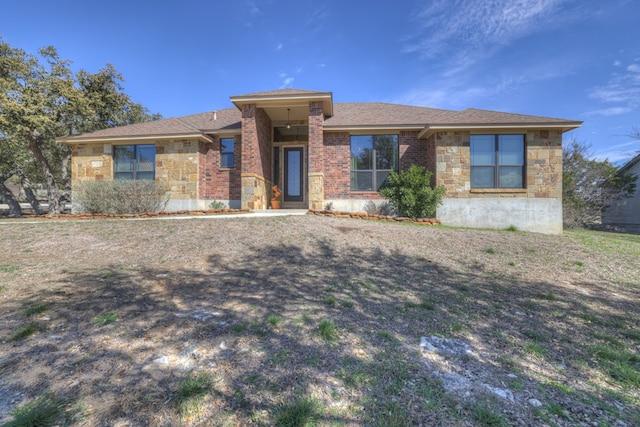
[322, 131, 430, 200]
[434, 130, 564, 234]
[70, 139, 203, 211]
[308, 101, 325, 209]
[198, 135, 241, 204]
[434, 130, 562, 198]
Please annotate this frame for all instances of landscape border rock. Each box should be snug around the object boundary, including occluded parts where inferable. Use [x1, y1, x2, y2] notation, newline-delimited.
[307, 209, 441, 225]
[0, 208, 250, 220]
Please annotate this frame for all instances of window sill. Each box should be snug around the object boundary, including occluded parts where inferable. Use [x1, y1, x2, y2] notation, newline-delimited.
[470, 188, 527, 193]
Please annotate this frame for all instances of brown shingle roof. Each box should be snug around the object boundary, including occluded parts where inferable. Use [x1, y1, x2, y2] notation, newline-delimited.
[433, 108, 580, 125]
[58, 92, 581, 143]
[326, 103, 457, 127]
[59, 108, 241, 142]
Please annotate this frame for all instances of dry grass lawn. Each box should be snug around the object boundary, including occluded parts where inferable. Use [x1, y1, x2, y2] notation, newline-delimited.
[0, 215, 638, 426]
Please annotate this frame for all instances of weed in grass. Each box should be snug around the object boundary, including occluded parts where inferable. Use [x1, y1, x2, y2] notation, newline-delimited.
[450, 322, 464, 333]
[324, 295, 336, 306]
[508, 261, 516, 267]
[270, 349, 291, 366]
[0, 285, 5, 293]
[0, 264, 20, 273]
[496, 354, 518, 368]
[522, 330, 548, 342]
[372, 401, 410, 427]
[231, 323, 246, 333]
[572, 260, 584, 267]
[176, 374, 212, 418]
[23, 303, 49, 317]
[340, 300, 354, 309]
[376, 330, 399, 345]
[525, 342, 547, 359]
[471, 402, 510, 427]
[267, 314, 282, 327]
[546, 403, 570, 419]
[484, 248, 496, 255]
[273, 396, 322, 427]
[93, 311, 118, 326]
[22, 249, 32, 253]
[533, 291, 558, 301]
[621, 328, 640, 342]
[337, 363, 370, 389]
[11, 322, 40, 341]
[4, 393, 70, 427]
[506, 225, 518, 232]
[318, 319, 338, 343]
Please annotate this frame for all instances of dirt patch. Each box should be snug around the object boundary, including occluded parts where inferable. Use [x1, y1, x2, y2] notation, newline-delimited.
[0, 216, 638, 426]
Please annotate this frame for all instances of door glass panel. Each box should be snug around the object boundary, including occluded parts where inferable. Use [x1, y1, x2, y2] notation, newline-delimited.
[287, 149, 301, 197]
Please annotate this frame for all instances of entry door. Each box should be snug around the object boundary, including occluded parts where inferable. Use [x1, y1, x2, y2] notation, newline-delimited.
[283, 147, 304, 202]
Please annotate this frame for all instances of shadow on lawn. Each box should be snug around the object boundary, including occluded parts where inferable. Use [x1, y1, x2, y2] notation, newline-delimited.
[1, 233, 638, 425]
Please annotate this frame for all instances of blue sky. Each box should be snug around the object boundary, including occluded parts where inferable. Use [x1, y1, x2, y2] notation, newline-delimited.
[3, 0, 639, 163]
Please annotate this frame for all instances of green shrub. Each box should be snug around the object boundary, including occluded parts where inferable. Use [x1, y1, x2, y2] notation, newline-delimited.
[379, 165, 446, 219]
[74, 180, 169, 214]
[209, 200, 226, 209]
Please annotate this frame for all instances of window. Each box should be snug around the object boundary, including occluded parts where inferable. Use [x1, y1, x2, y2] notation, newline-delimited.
[113, 144, 155, 180]
[350, 135, 398, 191]
[220, 138, 234, 168]
[470, 134, 525, 188]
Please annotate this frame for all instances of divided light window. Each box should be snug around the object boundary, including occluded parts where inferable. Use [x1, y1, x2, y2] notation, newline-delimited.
[220, 137, 235, 168]
[350, 135, 398, 191]
[470, 134, 525, 188]
[113, 144, 156, 180]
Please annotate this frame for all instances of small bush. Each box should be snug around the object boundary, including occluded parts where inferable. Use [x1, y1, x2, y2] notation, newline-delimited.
[74, 180, 169, 214]
[379, 165, 446, 219]
[209, 200, 226, 209]
[4, 393, 69, 427]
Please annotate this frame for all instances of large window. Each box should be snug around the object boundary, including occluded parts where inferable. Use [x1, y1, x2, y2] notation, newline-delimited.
[220, 137, 235, 168]
[470, 134, 525, 188]
[114, 144, 155, 180]
[350, 135, 398, 191]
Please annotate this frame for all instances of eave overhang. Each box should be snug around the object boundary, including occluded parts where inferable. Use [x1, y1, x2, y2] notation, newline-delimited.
[418, 122, 583, 139]
[230, 92, 334, 117]
[57, 132, 213, 145]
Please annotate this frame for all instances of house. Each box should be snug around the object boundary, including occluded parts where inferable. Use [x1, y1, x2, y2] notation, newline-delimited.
[58, 88, 581, 234]
[602, 153, 640, 233]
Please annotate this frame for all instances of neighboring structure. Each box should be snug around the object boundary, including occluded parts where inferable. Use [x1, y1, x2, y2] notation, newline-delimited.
[58, 88, 581, 234]
[602, 153, 640, 233]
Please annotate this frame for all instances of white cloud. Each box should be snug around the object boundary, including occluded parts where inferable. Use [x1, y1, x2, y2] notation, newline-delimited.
[584, 106, 633, 116]
[403, 0, 575, 72]
[587, 62, 640, 115]
[247, 2, 260, 14]
[613, 60, 622, 67]
[279, 76, 294, 89]
[276, 43, 283, 51]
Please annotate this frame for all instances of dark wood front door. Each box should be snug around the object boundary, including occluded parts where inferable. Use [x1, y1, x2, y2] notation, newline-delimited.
[283, 147, 304, 202]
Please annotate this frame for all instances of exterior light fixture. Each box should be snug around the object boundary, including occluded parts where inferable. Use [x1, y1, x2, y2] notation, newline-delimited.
[286, 108, 291, 129]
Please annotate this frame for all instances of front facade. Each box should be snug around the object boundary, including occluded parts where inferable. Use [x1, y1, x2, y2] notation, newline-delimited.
[59, 89, 581, 234]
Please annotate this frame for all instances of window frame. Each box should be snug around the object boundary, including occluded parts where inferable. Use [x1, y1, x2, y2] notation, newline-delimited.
[470, 134, 525, 189]
[350, 134, 399, 191]
[220, 137, 235, 168]
[113, 144, 156, 180]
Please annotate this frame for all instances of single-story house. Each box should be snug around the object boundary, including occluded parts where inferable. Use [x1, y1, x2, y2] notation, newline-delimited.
[602, 153, 640, 233]
[58, 88, 581, 234]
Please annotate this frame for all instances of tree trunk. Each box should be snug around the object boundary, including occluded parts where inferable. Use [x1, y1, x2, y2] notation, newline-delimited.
[16, 167, 45, 215]
[28, 133, 63, 214]
[0, 174, 22, 217]
[60, 152, 71, 203]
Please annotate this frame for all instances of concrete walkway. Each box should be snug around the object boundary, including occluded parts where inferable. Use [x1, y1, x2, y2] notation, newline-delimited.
[0, 207, 309, 224]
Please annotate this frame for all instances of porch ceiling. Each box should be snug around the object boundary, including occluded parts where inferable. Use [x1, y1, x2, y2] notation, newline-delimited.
[230, 90, 333, 124]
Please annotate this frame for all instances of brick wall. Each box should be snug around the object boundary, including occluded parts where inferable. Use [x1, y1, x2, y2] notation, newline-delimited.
[322, 131, 432, 200]
[435, 130, 563, 199]
[198, 135, 241, 200]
